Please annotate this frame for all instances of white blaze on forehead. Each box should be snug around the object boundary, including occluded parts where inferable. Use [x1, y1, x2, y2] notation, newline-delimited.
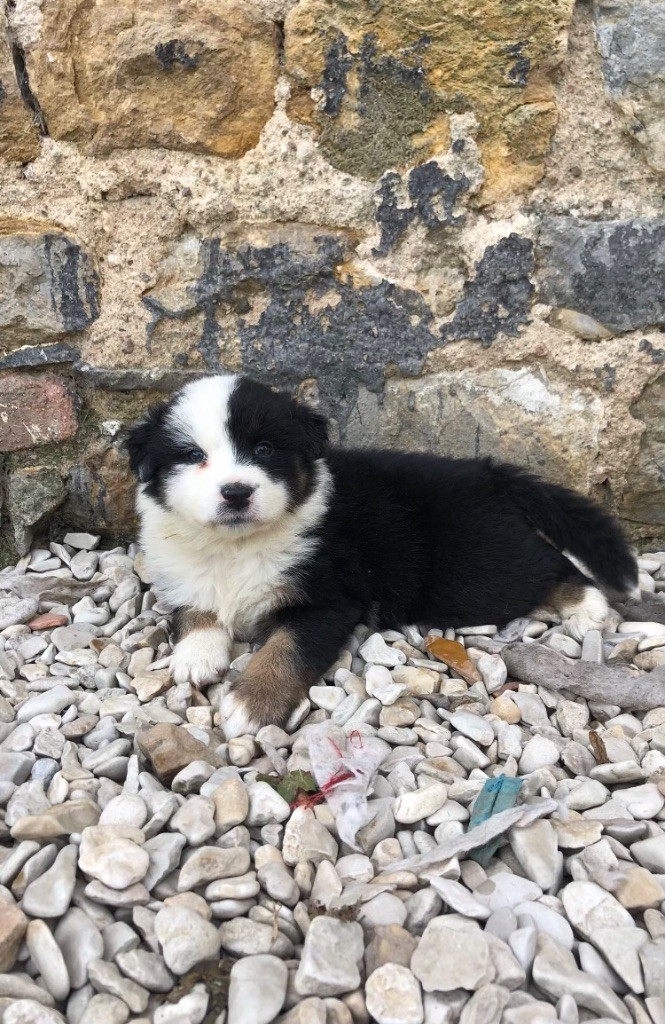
[161, 372, 291, 527]
[166, 374, 238, 457]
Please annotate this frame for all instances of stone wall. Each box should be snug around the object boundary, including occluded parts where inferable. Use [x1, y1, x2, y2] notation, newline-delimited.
[0, 0, 664, 560]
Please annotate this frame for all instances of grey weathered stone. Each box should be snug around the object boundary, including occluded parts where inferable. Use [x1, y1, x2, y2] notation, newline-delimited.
[6, 468, 66, 555]
[344, 368, 601, 493]
[594, 0, 665, 173]
[0, 224, 100, 343]
[538, 217, 665, 334]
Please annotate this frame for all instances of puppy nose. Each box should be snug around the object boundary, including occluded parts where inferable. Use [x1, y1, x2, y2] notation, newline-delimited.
[220, 483, 255, 509]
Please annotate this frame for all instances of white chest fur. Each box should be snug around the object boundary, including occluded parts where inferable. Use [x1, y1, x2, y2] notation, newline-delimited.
[137, 469, 330, 638]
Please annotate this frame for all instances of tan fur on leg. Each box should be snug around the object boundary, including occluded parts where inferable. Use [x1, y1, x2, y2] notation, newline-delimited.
[221, 627, 313, 737]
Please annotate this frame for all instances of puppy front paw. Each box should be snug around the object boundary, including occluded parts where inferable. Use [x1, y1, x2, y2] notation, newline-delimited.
[220, 675, 304, 739]
[171, 630, 230, 686]
[220, 684, 263, 739]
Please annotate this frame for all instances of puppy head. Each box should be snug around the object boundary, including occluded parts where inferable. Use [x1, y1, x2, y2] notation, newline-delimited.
[127, 375, 328, 532]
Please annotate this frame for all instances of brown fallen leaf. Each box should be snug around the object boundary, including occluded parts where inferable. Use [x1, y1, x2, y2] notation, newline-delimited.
[589, 729, 609, 764]
[425, 636, 481, 685]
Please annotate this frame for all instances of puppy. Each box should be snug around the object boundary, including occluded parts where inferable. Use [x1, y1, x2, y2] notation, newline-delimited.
[127, 374, 638, 738]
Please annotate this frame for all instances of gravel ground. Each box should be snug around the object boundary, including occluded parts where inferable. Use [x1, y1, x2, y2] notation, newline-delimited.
[2, 537, 665, 1024]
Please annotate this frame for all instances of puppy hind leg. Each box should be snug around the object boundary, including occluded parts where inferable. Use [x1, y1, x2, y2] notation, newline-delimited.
[547, 572, 609, 642]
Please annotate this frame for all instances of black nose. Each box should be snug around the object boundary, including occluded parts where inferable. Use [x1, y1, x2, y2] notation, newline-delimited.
[220, 483, 255, 509]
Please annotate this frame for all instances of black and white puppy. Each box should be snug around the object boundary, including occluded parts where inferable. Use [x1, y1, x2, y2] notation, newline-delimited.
[127, 374, 638, 738]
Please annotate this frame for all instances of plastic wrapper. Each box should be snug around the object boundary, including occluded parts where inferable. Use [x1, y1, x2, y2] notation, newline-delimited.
[305, 722, 388, 849]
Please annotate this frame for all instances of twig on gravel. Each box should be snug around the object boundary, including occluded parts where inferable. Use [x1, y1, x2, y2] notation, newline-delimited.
[0, 574, 101, 602]
[503, 642, 665, 711]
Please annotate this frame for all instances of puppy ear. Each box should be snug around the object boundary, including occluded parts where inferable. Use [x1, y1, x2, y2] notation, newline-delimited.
[125, 405, 164, 483]
[294, 401, 329, 459]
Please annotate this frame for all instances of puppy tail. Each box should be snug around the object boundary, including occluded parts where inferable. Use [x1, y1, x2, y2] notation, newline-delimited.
[495, 462, 638, 598]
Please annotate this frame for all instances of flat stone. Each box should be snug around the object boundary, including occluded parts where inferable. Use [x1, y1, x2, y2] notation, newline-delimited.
[219, 918, 293, 958]
[154, 906, 222, 975]
[474, 875, 542, 913]
[359, 634, 407, 667]
[2, 1002, 66, 1024]
[560, 881, 634, 941]
[394, 783, 448, 824]
[411, 919, 491, 992]
[639, 936, 665, 998]
[54, 907, 104, 989]
[17, 685, 75, 723]
[143, 833, 186, 892]
[509, 820, 561, 891]
[553, 819, 603, 849]
[593, 926, 649, 994]
[63, 533, 100, 550]
[79, 827, 150, 890]
[212, 776, 249, 832]
[428, 878, 490, 920]
[0, 900, 28, 971]
[85, 879, 150, 907]
[366, 964, 424, 1024]
[115, 949, 174, 994]
[295, 917, 364, 997]
[0, 597, 40, 630]
[518, 736, 560, 774]
[246, 781, 291, 826]
[365, 925, 418, 976]
[137, 723, 220, 781]
[78, 995, 130, 1024]
[87, 959, 149, 1014]
[565, 778, 609, 811]
[26, 919, 70, 1002]
[631, 834, 665, 873]
[227, 954, 288, 1024]
[532, 934, 630, 1023]
[11, 800, 100, 840]
[170, 796, 216, 846]
[616, 866, 665, 911]
[21, 845, 78, 917]
[178, 845, 250, 891]
[614, 783, 665, 820]
[282, 808, 338, 866]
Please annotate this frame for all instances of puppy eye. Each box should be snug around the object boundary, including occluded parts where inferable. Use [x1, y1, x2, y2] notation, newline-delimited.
[254, 441, 274, 458]
[184, 447, 206, 464]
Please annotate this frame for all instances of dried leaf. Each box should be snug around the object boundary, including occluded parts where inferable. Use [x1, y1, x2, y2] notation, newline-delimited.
[589, 729, 609, 764]
[256, 769, 318, 804]
[425, 636, 481, 685]
[307, 899, 360, 921]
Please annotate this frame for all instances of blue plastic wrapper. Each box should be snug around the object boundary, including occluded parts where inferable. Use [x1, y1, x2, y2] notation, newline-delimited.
[468, 775, 523, 866]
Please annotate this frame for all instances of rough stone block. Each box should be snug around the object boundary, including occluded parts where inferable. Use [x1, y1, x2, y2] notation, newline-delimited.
[537, 217, 665, 334]
[0, 220, 100, 343]
[594, 0, 665, 173]
[14, 0, 279, 157]
[0, 13, 40, 162]
[0, 373, 78, 452]
[345, 368, 602, 493]
[623, 376, 665, 529]
[7, 466, 66, 554]
[285, 0, 575, 198]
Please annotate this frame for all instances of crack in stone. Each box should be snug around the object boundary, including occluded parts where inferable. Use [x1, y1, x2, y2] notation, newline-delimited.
[5, 0, 48, 136]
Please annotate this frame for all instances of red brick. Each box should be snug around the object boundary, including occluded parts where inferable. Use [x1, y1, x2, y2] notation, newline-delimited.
[0, 373, 77, 452]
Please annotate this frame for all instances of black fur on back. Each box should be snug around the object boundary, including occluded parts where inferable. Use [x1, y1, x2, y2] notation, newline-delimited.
[290, 450, 637, 634]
